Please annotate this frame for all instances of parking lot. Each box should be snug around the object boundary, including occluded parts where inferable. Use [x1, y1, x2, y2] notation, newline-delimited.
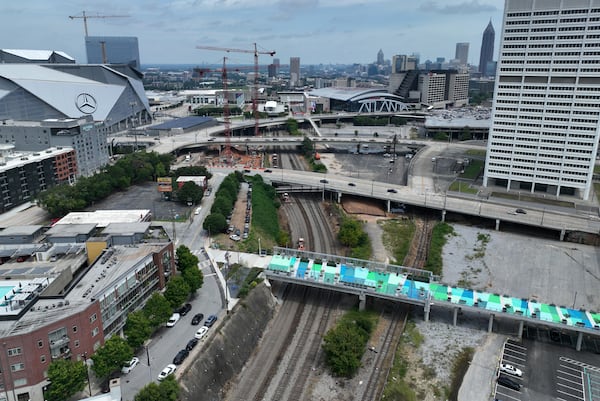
[494, 339, 528, 400]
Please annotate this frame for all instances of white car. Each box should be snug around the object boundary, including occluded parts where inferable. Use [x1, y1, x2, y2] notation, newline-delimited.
[194, 325, 209, 340]
[157, 364, 177, 381]
[194, 207, 202, 215]
[121, 356, 140, 374]
[500, 363, 523, 377]
[229, 234, 241, 241]
[166, 313, 181, 327]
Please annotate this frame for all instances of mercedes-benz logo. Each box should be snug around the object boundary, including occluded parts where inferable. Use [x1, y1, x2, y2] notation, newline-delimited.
[75, 93, 97, 114]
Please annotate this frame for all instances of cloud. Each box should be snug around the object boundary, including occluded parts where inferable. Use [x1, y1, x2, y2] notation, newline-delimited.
[419, 0, 498, 14]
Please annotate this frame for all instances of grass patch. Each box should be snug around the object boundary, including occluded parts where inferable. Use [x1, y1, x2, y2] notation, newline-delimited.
[447, 347, 475, 401]
[466, 149, 486, 157]
[460, 159, 484, 180]
[595, 164, 600, 174]
[595, 183, 600, 201]
[380, 219, 415, 265]
[249, 175, 281, 240]
[448, 181, 478, 194]
[424, 222, 455, 277]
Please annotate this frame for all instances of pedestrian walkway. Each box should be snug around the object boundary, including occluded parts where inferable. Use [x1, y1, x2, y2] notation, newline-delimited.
[458, 333, 505, 401]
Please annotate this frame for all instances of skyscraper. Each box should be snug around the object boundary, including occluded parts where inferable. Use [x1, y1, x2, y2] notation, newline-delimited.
[478, 20, 495, 76]
[483, 0, 600, 200]
[290, 57, 300, 87]
[455, 42, 469, 65]
[85, 36, 140, 68]
[377, 49, 384, 65]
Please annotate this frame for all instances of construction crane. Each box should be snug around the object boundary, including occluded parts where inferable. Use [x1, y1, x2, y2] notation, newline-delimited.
[196, 43, 275, 137]
[69, 11, 130, 36]
[221, 57, 233, 164]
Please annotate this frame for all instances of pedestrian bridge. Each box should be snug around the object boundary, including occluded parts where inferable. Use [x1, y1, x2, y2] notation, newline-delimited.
[264, 247, 600, 351]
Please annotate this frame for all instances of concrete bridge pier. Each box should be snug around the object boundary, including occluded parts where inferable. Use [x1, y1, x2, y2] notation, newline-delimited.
[386, 199, 390, 213]
[453, 307, 458, 326]
[488, 314, 494, 332]
[424, 298, 431, 322]
[495, 219, 500, 231]
[337, 191, 342, 203]
[442, 210, 446, 222]
[560, 228, 566, 241]
[517, 320, 524, 340]
[576, 332, 583, 351]
[358, 292, 366, 311]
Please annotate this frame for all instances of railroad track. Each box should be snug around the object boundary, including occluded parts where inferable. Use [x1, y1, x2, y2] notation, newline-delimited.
[359, 305, 408, 401]
[294, 196, 317, 252]
[403, 216, 434, 268]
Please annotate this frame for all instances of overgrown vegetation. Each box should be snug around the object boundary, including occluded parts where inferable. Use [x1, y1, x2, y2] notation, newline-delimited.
[424, 222, 455, 276]
[338, 215, 371, 260]
[286, 118, 300, 135]
[447, 347, 475, 401]
[448, 180, 479, 194]
[380, 218, 415, 265]
[134, 375, 180, 401]
[37, 152, 173, 218]
[204, 172, 243, 234]
[382, 321, 421, 400]
[249, 175, 284, 244]
[300, 136, 327, 172]
[322, 309, 377, 377]
[237, 267, 263, 298]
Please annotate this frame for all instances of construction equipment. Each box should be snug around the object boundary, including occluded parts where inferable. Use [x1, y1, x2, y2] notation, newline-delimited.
[221, 57, 233, 164]
[69, 11, 130, 36]
[196, 43, 275, 137]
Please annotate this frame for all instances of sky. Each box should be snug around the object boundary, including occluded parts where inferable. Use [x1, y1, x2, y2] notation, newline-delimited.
[0, 0, 505, 67]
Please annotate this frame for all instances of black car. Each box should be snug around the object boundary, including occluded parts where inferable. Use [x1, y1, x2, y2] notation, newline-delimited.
[178, 303, 192, 316]
[204, 314, 218, 328]
[173, 349, 189, 365]
[320, 179, 329, 184]
[387, 188, 398, 193]
[515, 208, 527, 214]
[264, 169, 272, 173]
[186, 338, 199, 351]
[348, 182, 356, 187]
[497, 375, 521, 391]
[191, 313, 204, 325]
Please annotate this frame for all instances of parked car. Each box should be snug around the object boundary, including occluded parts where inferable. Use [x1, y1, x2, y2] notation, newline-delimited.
[178, 303, 192, 316]
[191, 313, 204, 325]
[121, 357, 140, 374]
[166, 313, 180, 327]
[497, 375, 521, 391]
[194, 326, 209, 340]
[500, 363, 523, 377]
[158, 364, 177, 381]
[204, 314, 218, 328]
[229, 234, 241, 241]
[186, 338, 199, 351]
[173, 349, 189, 365]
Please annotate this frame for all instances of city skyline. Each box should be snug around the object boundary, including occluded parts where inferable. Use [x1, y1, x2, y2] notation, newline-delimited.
[1, 0, 504, 66]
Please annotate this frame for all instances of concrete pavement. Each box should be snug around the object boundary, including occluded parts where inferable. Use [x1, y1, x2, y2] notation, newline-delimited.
[458, 333, 506, 401]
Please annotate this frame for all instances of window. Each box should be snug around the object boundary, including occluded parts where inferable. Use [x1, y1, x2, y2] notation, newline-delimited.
[92, 327, 99, 337]
[72, 326, 78, 333]
[7, 348, 22, 357]
[89, 313, 97, 323]
[10, 363, 24, 372]
[40, 355, 46, 363]
[74, 340, 80, 348]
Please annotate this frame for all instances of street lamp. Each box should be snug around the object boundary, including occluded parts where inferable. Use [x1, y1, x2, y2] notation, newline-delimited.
[258, 237, 262, 255]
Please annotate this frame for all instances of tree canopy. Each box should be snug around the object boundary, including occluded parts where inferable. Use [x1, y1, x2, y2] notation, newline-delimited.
[46, 359, 88, 401]
[90, 336, 133, 379]
[164, 276, 191, 309]
[124, 310, 153, 349]
[143, 292, 173, 328]
[134, 375, 180, 401]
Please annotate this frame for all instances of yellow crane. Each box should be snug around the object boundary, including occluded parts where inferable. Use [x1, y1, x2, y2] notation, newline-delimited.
[68, 11, 130, 36]
[196, 43, 275, 136]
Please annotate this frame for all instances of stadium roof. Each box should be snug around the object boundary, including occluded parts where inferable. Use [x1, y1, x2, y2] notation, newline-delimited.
[2, 49, 74, 61]
[149, 116, 215, 130]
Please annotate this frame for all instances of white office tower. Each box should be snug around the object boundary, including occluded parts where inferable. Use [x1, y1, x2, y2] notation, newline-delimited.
[483, 0, 600, 200]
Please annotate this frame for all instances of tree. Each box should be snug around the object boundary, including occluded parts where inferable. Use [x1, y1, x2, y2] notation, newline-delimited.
[176, 181, 203, 205]
[143, 293, 173, 328]
[183, 266, 204, 293]
[300, 136, 314, 156]
[211, 194, 233, 217]
[203, 213, 228, 234]
[134, 375, 180, 401]
[124, 310, 153, 349]
[164, 276, 191, 309]
[46, 359, 87, 401]
[176, 245, 199, 272]
[91, 336, 133, 379]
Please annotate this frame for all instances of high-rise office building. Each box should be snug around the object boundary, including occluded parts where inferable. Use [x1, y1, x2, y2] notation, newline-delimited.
[483, 0, 600, 200]
[290, 57, 300, 87]
[478, 20, 495, 76]
[85, 36, 140, 68]
[377, 49, 384, 65]
[455, 42, 469, 65]
[392, 54, 417, 73]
